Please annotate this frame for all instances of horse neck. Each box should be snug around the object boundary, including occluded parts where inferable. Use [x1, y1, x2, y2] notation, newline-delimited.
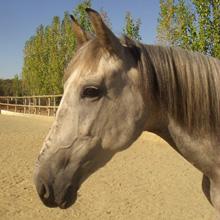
[141, 44, 220, 137]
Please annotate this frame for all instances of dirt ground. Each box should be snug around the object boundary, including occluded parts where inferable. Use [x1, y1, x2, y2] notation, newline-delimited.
[0, 114, 217, 220]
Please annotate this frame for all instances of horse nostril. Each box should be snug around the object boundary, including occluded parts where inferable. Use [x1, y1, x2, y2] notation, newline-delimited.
[38, 181, 46, 197]
[36, 180, 58, 207]
[58, 184, 77, 208]
[41, 182, 50, 199]
[37, 180, 52, 200]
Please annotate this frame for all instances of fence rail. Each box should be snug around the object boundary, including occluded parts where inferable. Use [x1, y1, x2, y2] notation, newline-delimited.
[0, 94, 62, 116]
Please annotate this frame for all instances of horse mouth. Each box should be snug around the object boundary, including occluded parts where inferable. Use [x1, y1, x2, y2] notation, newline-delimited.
[58, 189, 78, 209]
[36, 178, 79, 209]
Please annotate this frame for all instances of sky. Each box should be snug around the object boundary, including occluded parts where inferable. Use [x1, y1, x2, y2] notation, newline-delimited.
[0, 0, 160, 79]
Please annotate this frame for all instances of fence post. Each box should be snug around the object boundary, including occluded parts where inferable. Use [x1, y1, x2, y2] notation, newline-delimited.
[34, 97, 36, 114]
[28, 98, 31, 113]
[24, 98, 26, 113]
[53, 96, 56, 116]
[38, 97, 41, 115]
[7, 98, 9, 110]
[47, 97, 51, 116]
[15, 98, 17, 112]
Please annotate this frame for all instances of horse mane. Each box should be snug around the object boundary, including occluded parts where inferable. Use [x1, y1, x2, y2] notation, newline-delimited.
[138, 43, 220, 135]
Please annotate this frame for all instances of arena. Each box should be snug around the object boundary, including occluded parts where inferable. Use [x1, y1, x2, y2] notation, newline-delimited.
[0, 115, 215, 219]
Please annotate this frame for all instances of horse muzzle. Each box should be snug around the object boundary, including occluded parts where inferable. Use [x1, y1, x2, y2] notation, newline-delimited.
[34, 165, 80, 209]
[35, 176, 78, 209]
[34, 147, 81, 209]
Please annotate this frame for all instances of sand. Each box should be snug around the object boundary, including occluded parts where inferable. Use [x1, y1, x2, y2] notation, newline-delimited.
[0, 114, 216, 220]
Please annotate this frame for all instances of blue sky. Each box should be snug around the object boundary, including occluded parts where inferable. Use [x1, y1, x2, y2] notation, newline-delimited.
[0, 0, 160, 79]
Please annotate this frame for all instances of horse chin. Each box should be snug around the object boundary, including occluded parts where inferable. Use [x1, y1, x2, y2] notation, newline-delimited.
[58, 163, 96, 209]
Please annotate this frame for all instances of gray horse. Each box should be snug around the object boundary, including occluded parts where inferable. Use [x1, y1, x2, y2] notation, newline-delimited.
[34, 8, 220, 214]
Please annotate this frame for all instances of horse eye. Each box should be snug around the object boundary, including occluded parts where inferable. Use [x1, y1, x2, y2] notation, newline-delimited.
[82, 86, 102, 99]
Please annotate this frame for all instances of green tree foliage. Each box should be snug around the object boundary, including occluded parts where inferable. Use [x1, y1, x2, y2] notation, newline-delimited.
[12, 74, 22, 96]
[123, 12, 142, 41]
[22, 0, 91, 95]
[157, 0, 220, 58]
[0, 76, 22, 96]
[0, 79, 14, 96]
[47, 16, 63, 94]
[22, 25, 49, 95]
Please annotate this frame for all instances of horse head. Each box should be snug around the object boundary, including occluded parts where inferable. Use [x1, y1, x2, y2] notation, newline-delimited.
[34, 8, 151, 209]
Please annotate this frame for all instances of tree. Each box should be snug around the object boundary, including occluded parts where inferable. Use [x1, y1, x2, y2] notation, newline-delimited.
[12, 74, 22, 96]
[157, 0, 220, 58]
[0, 79, 13, 96]
[123, 12, 142, 41]
[22, 0, 95, 95]
[22, 35, 39, 95]
[22, 25, 49, 95]
[46, 16, 63, 94]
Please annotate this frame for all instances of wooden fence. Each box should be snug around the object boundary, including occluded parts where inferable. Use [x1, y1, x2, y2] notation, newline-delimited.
[0, 95, 62, 116]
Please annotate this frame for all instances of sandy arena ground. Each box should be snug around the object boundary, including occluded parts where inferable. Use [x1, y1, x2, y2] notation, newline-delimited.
[0, 114, 217, 220]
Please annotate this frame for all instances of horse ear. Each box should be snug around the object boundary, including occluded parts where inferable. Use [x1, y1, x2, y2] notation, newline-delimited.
[70, 15, 90, 48]
[85, 8, 122, 54]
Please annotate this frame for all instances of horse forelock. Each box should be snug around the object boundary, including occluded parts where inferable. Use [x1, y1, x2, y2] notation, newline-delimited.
[63, 36, 143, 83]
[64, 39, 111, 82]
[142, 44, 220, 135]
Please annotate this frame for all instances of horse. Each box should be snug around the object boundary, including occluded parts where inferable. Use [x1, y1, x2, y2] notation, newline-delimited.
[34, 8, 220, 214]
